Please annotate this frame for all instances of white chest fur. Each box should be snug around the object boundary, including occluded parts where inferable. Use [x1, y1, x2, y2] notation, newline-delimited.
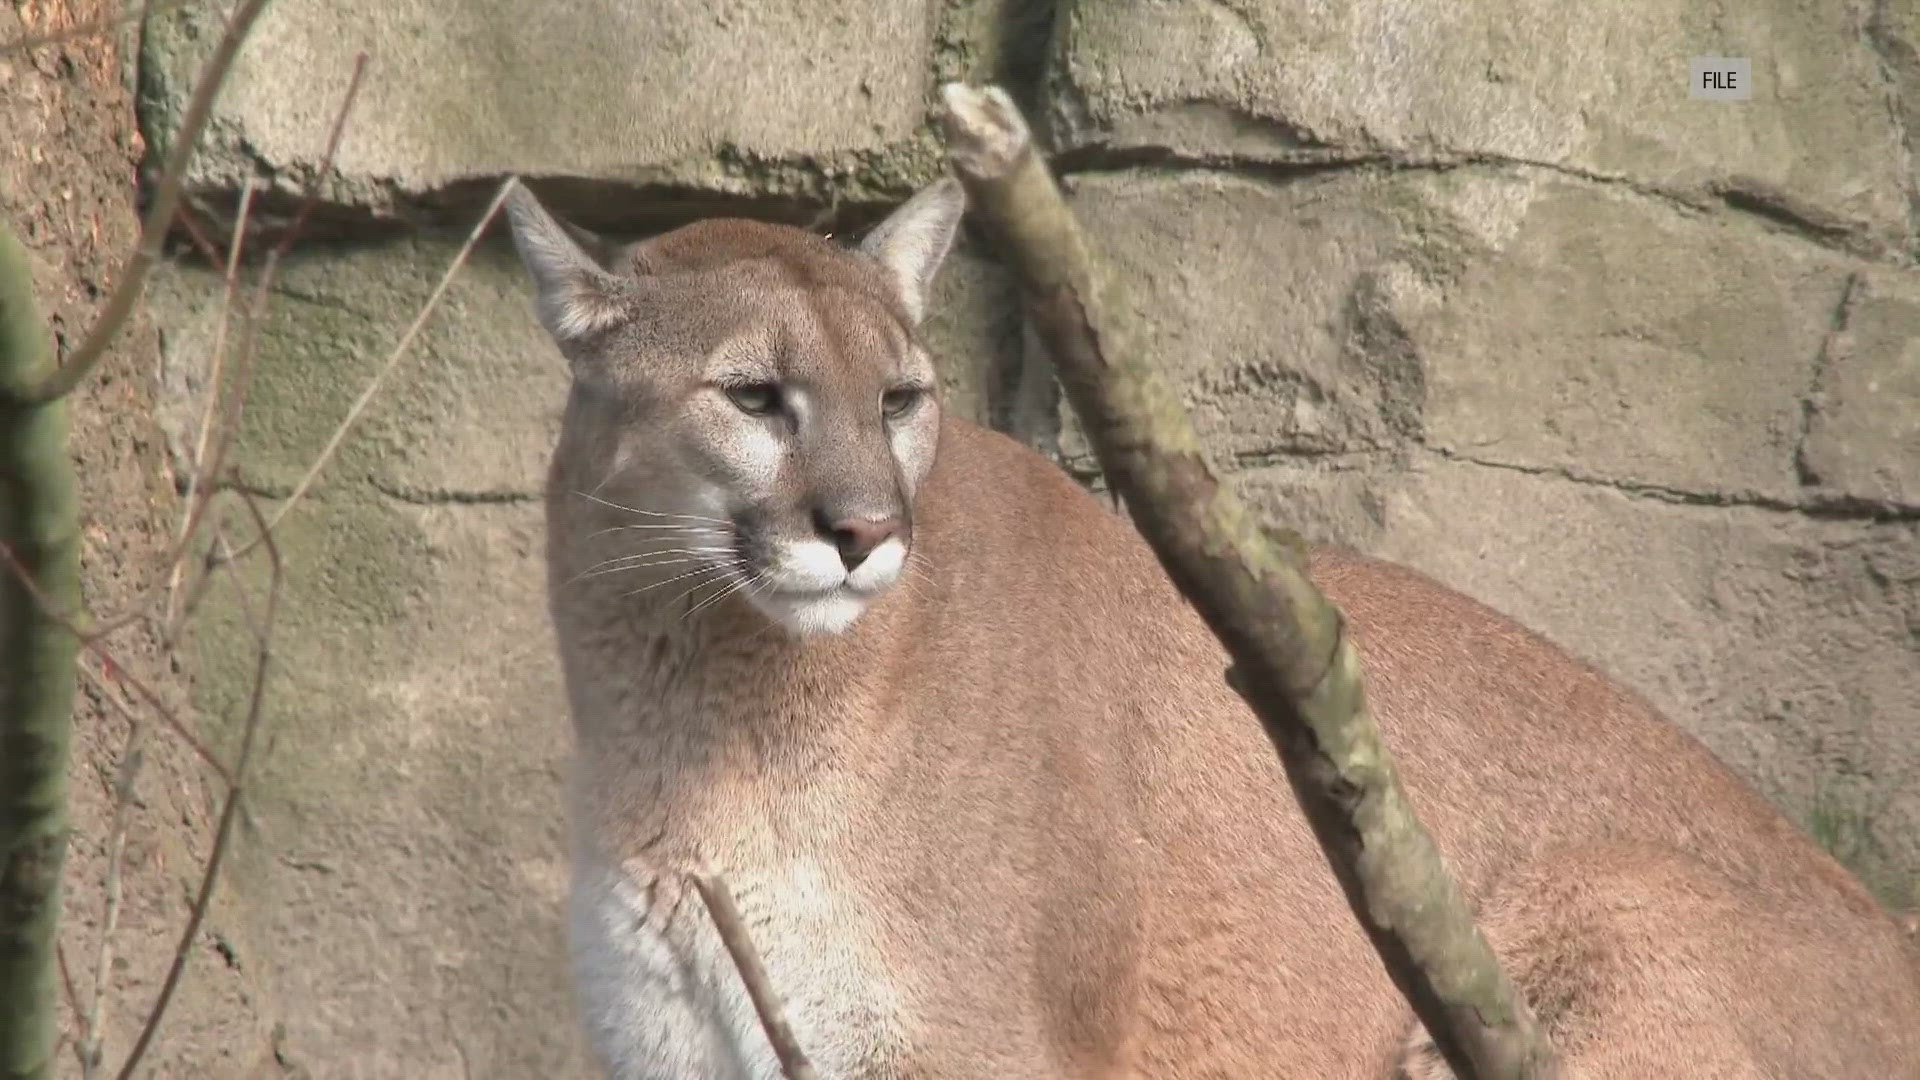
[569, 837, 912, 1079]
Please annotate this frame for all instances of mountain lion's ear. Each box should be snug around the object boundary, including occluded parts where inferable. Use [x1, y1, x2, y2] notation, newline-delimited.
[860, 177, 966, 324]
[504, 180, 630, 343]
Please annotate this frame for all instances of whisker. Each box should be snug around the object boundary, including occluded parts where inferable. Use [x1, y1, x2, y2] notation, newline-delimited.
[574, 556, 701, 583]
[567, 548, 734, 586]
[570, 490, 729, 525]
[661, 564, 746, 608]
[683, 572, 756, 620]
[580, 545, 732, 567]
[583, 545, 734, 565]
[904, 560, 937, 589]
[621, 563, 738, 599]
[730, 572, 782, 622]
[587, 523, 727, 537]
[734, 574, 794, 646]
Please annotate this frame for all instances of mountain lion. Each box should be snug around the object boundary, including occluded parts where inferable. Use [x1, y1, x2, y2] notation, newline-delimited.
[503, 176, 1920, 1079]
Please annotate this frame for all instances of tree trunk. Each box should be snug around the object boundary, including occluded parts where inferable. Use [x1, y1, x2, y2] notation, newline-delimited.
[0, 221, 83, 1080]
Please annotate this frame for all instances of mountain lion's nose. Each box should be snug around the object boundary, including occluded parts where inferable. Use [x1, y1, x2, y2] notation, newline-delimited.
[819, 514, 901, 571]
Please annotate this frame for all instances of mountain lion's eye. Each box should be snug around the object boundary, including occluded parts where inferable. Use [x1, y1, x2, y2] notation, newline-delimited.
[726, 383, 783, 416]
[881, 386, 922, 419]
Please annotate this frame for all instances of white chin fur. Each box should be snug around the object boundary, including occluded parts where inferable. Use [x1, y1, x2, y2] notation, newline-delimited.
[745, 536, 906, 636]
[846, 538, 905, 593]
[746, 588, 870, 637]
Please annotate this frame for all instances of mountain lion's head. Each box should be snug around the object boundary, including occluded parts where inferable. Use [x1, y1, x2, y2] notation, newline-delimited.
[506, 179, 966, 637]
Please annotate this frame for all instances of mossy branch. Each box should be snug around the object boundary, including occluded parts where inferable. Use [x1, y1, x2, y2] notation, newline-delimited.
[935, 84, 1560, 1080]
[0, 4, 274, 1075]
[0, 223, 82, 1080]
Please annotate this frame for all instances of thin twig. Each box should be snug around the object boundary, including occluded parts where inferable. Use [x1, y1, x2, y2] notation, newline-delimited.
[56, 941, 85, 1068]
[164, 261, 277, 639]
[158, 54, 365, 635]
[264, 54, 369, 266]
[168, 520, 240, 636]
[173, 197, 228, 266]
[132, 241, 277, 649]
[164, 176, 261, 631]
[113, 494, 280, 1080]
[17, 0, 275, 405]
[81, 654, 225, 783]
[81, 715, 149, 1078]
[0, 543, 229, 781]
[690, 874, 818, 1080]
[247, 177, 515, 541]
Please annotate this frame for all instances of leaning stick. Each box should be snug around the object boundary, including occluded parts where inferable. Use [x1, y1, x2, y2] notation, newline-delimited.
[934, 83, 1559, 1080]
[691, 874, 820, 1080]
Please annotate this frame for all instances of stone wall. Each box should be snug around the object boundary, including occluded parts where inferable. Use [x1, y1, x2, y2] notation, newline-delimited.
[127, 0, 1917, 1074]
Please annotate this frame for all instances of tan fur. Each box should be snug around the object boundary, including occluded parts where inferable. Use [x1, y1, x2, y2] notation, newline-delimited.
[507, 180, 1920, 1079]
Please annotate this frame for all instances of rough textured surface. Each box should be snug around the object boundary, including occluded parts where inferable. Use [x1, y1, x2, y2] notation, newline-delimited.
[147, 240, 568, 498]
[148, 242, 587, 1075]
[187, 492, 584, 1077]
[922, 232, 1025, 428]
[1413, 173, 1851, 504]
[138, 0, 942, 220]
[3, 1, 277, 1074]
[59, 0, 1918, 1071]
[1799, 270, 1920, 507]
[1065, 165, 1920, 899]
[1051, 0, 1918, 258]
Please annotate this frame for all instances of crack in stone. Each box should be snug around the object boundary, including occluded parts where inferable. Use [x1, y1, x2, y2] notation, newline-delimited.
[193, 476, 292, 500]
[1795, 272, 1864, 486]
[1865, 0, 1920, 260]
[370, 480, 539, 506]
[1054, 143, 1902, 262]
[263, 285, 378, 318]
[1230, 445, 1395, 470]
[1709, 179, 1879, 256]
[1426, 445, 1920, 523]
[180, 474, 538, 507]
[1052, 142, 1397, 183]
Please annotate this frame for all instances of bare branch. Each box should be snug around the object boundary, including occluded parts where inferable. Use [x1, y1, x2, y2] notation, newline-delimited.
[113, 493, 281, 1080]
[157, 54, 366, 633]
[89, 50, 366, 645]
[690, 874, 818, 1080]
[172, 197, 228, 266]
[81, 715, 149, 1079]
[164, 177, 262, 630]
[56, 942, 85, 1069]
[163, 266, 277, 638]
[79, 651, 227, 784]
[263, 54, 370, 265]
[0, 540, 232, 782]
[15, 0, 275, 406]
[935, 82, 1560, 1080]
